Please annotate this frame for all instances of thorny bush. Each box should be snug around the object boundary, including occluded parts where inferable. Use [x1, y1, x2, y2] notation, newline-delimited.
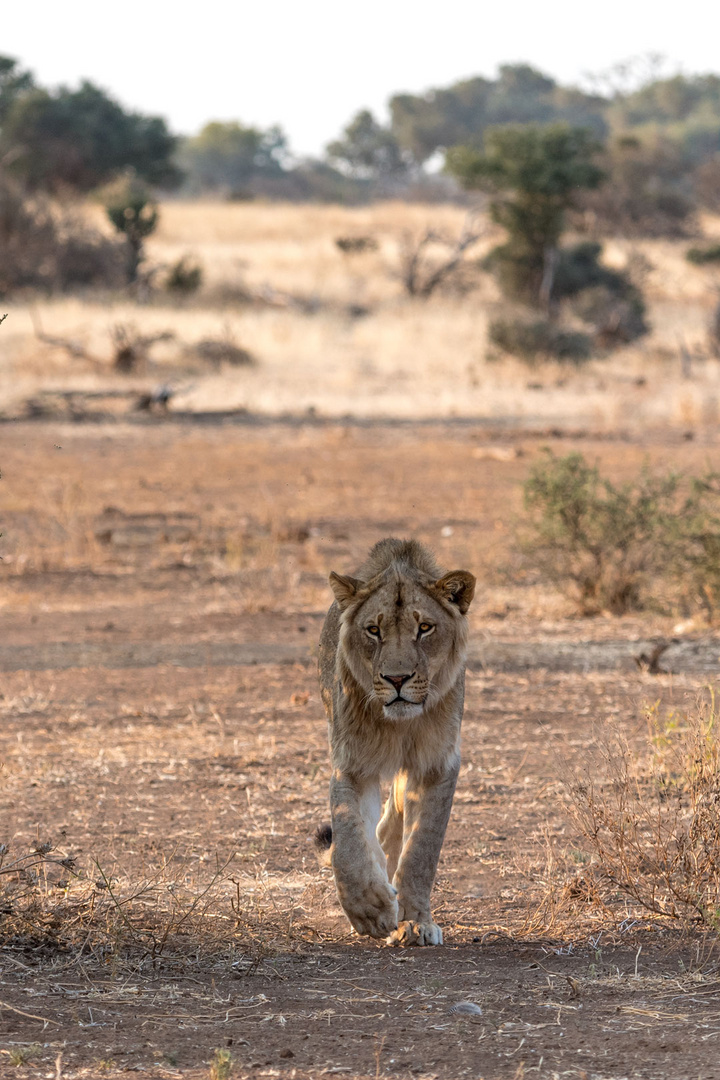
[521, 450, 720, 616]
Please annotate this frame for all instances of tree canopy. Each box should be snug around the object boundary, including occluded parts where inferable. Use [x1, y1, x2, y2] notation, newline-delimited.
[0, 57, 179, 191]
[388, 65, 608, 165]
[326, 110, 409, 179]
[0, 55, 34, 124]
[329, 64, 720, 198]
[178, 121, 288, 193]
[447, 124, 605, 303]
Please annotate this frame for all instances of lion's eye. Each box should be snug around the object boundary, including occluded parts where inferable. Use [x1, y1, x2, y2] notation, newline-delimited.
[418, 622, 434, 636]
[366, 625, 381, 637]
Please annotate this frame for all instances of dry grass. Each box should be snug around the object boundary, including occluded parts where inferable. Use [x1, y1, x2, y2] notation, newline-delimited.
[566, 692, 720, 927]
[0, 843, 240, 964]
[2, 201, 720, 430]
[4, 412, 720, 1073]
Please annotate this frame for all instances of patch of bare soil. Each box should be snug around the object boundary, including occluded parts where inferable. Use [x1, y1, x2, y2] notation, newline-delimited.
[2, 420, 720, 1079]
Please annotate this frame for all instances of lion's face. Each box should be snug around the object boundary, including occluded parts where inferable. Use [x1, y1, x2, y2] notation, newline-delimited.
[330, 566, 475, 721]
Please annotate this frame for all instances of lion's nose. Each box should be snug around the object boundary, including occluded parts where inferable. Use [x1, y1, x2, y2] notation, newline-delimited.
[382, 673, 413, 692]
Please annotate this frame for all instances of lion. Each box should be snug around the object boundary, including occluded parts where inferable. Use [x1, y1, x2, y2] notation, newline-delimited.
[317, 538, 475, 946]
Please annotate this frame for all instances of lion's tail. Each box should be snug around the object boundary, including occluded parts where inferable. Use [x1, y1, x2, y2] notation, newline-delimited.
[313, 823, 333, 868]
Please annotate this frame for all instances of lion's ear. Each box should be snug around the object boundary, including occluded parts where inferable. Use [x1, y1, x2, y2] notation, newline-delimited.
[329, 572, 366, 610]
[432, 571, 476, 614]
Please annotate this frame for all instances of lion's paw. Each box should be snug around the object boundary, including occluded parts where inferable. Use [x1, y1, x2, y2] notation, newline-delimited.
[386, 919, 443, 946]
[340, 878, 398, 939]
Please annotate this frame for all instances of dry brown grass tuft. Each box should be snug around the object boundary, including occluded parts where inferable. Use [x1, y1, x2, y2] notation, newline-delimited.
[566, 691, 720, 928]
[0, 843, 245, 966]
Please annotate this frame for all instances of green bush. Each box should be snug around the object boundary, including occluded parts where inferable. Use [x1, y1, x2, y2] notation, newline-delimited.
[521, 450, 720, 615]
[165, 254, 203, 294]
[481, 242, 545, 305]
[486, 240, 648, 354]
[489, 316, 592, 364]
[568, 283, 648, 346]
[553, 241, 626, 298]
[686, 244, 720, 265]
[555, 241, 648, 345]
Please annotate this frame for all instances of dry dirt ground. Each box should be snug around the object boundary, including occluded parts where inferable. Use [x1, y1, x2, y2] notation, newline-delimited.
[2, 418, 720, 1080]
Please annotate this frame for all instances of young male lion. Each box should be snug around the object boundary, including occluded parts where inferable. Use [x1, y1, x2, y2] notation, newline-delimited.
[317, 538, 475, 945]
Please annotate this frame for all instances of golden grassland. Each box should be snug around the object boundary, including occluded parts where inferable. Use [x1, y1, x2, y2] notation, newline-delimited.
[1, 200, 720, 428]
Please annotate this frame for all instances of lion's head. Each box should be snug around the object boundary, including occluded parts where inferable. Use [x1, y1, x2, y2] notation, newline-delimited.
[329, 552, 475, 722]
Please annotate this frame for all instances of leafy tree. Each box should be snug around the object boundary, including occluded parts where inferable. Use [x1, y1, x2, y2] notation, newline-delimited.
[390, 78, 492, 165]
[389, 65, 607, 165]
[606, 74, 720, 174]
[179, 121, 288, 193]
[1, 79, 179, 191]
[0, 54, 34, 124]
[446, 124, 605, 304]
[326, 109, 409, 180]
[611, 74, 720, 128]
[577, 135, 695, 237]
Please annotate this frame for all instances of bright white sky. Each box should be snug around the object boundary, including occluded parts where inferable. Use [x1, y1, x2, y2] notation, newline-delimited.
[4, 0, 720, 156]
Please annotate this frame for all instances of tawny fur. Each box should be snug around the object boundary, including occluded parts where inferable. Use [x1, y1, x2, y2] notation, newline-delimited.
[318, 538, 475, 946]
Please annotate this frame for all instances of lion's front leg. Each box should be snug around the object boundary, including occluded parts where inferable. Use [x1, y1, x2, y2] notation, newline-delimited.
[330, 771, 399, 939]
[387, 760, 459, 946]
[377, 771, 406, 881]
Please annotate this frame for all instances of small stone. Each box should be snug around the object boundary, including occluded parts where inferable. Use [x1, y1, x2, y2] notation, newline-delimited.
[449, 1000, 483, 1016]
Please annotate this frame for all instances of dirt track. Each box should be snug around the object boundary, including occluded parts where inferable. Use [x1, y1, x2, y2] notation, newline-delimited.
[1, 419, 720, 1079]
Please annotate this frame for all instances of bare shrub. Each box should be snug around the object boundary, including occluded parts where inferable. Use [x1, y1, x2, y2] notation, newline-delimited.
[334, 235, 378, 254]
[0, 841, 239, 962]
[569, 694, 720, 927]
[0, 172, 124, 295]
[186, 327, 255, 369]
[0, 176, 60, 294]
[111, 322, 175, 373]
[52, 210, 126, 289]
[521, 450, 720, 616]
[574, 138, 696, 239]
[398, 216, 485, 298]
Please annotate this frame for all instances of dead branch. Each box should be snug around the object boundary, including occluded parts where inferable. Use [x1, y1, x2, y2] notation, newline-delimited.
[399, 214, 487, 299]
[30, 308, 98, 363]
